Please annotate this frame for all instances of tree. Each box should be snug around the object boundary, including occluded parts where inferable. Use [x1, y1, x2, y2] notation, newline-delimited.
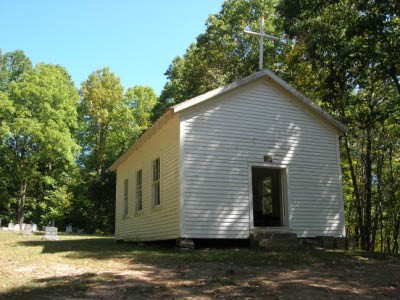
[153, 0, 282, 120]
[124, 85, 157, 130]
[277, 0, 400, 251]
[0, 50, 32, 92]
[80, 67, 124, 174]
[0, 63, 80, 224]
[80, 67, 157, 232]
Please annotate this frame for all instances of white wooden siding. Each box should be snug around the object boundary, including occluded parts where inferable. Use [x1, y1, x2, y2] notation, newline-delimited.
[115, 115, 180, 241]
[180, 78, 344, 238]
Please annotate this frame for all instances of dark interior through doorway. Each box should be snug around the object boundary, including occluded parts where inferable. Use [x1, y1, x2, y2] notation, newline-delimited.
[252, 167, 282, 227]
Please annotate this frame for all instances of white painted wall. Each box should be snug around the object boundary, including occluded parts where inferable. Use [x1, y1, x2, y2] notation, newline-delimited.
[180, 78, 345, 238]
[115, 115, 180, 241]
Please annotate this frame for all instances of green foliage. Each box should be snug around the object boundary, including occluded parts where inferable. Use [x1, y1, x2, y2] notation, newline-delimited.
[153, 0, 283, 121]
[1, 0, 399, 249]
[80, 67, 124, 174]
[124, 85, 157, 130]
[0, 54, 80, 224]
[0, 49, 32, 92]
[277, 0, 400, 252]
[79, 68, 157, 232]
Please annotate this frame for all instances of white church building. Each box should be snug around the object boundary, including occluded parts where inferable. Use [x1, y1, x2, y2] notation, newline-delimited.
[110, 69, 347, 242]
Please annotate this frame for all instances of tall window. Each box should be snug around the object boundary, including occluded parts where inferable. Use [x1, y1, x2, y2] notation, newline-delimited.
[123, 178, 128, 217]
[136, 169, 143, 212]
[152, 157, 161, 206]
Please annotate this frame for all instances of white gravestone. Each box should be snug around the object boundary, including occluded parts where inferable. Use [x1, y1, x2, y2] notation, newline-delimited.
[14, 224, 20, 231]
[32, 224, 37, 232]
[44, 227, 58, 240]
[65, 225, 72, 234]
[8, 222, 14, 231]
[23, 224, 32, 235]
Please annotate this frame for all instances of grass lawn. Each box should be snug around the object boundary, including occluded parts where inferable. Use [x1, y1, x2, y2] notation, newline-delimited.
[0, 231, 399, 299]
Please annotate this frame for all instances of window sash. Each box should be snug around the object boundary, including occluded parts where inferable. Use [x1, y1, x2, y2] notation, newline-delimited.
[152, 158, 160, 206]
[123, 179, 128, 216]
[153, 158, 160, 181]
[136, 170, 142, 211]
[153, 181, 160, 206]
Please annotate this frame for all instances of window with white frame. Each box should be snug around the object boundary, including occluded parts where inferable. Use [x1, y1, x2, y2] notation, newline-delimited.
[136, 169, 143, 212]
[152, 157, 161, 206]
[123, 178, 128, 217]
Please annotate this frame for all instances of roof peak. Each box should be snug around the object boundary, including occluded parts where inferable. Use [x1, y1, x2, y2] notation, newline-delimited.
[172, 69, 347, 133]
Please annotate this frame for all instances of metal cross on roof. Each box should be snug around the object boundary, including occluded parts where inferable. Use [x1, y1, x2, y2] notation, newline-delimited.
[244, 17, 279, 70]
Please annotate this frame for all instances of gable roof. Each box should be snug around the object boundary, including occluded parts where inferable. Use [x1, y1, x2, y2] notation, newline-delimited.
[109, 69, 347, 171]
[172, 69, 347, 133]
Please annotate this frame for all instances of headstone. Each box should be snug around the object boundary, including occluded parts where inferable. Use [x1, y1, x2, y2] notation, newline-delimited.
[8, 222, 14, 231]
[65, 224, 72, 234]
[23, 224, 33, 236]
[177, 238, 195, 250]
[21, 223, 25, 231]
[32, 224, 37, 232]
[44, 226, 58, 240]
[14, 224, 20, 231]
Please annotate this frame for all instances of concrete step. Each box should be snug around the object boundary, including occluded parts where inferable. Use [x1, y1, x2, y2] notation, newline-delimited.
[250, 227, 301, 250]
[250, 228, 297, 240]
[259, 238, 303, 250]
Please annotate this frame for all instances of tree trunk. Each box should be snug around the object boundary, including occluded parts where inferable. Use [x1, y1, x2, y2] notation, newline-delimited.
[374, 150, 384, 252]
[343, 135, 362, 246]
[17, 181, 27, 225]
[393, 219, 399, 254]
[362, 128, 372, 250]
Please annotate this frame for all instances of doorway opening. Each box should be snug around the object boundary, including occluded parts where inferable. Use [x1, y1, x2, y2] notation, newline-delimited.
[252, 167, 286, 227]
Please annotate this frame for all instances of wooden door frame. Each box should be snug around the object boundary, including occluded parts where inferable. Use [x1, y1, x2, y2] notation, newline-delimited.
[248, 163, 289, 229]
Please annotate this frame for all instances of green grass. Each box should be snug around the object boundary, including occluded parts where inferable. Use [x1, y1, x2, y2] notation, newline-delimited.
[1, 230, 396, 266]
[0, 231, 398, 299]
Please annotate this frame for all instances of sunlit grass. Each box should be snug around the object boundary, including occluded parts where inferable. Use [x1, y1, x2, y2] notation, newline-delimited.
[0, 231, 398, 299]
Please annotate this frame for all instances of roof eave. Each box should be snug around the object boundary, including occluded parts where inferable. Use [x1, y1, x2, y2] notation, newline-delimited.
[109, 69, 348, 172]
[173, 69, 348, 134]
[263, 70, 348, 134]
[108, 108, 175, 172]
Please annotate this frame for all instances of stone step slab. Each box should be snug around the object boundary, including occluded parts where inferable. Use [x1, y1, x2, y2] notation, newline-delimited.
[259, 238, 303, 250]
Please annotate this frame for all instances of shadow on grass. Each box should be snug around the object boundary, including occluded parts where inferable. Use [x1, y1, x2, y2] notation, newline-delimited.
[18, 237, 132, 254]
[17, 236, 398, 266]
[2, 260, 400, 300]
[11, 237, 400, 299]
[17, 237, 343, 266]
[0, 271, 171, 300]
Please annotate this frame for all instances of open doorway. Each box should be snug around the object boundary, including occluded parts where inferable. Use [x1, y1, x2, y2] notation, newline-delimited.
[252, 167, 285, 227]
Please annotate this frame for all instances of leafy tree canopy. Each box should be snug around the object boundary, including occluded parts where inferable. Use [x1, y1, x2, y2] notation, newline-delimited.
[0, 62, 80, 224]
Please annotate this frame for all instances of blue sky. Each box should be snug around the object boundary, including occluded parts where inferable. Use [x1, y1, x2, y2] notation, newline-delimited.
[0, 0, 224, 95]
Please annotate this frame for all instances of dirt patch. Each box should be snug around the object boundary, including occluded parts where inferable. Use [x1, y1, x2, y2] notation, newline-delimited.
[19, 259, 398, 300]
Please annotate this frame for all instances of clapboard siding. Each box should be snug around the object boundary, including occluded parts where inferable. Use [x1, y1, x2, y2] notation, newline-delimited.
[115, 115, 180, 241]
[181, 78, 345, 238]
